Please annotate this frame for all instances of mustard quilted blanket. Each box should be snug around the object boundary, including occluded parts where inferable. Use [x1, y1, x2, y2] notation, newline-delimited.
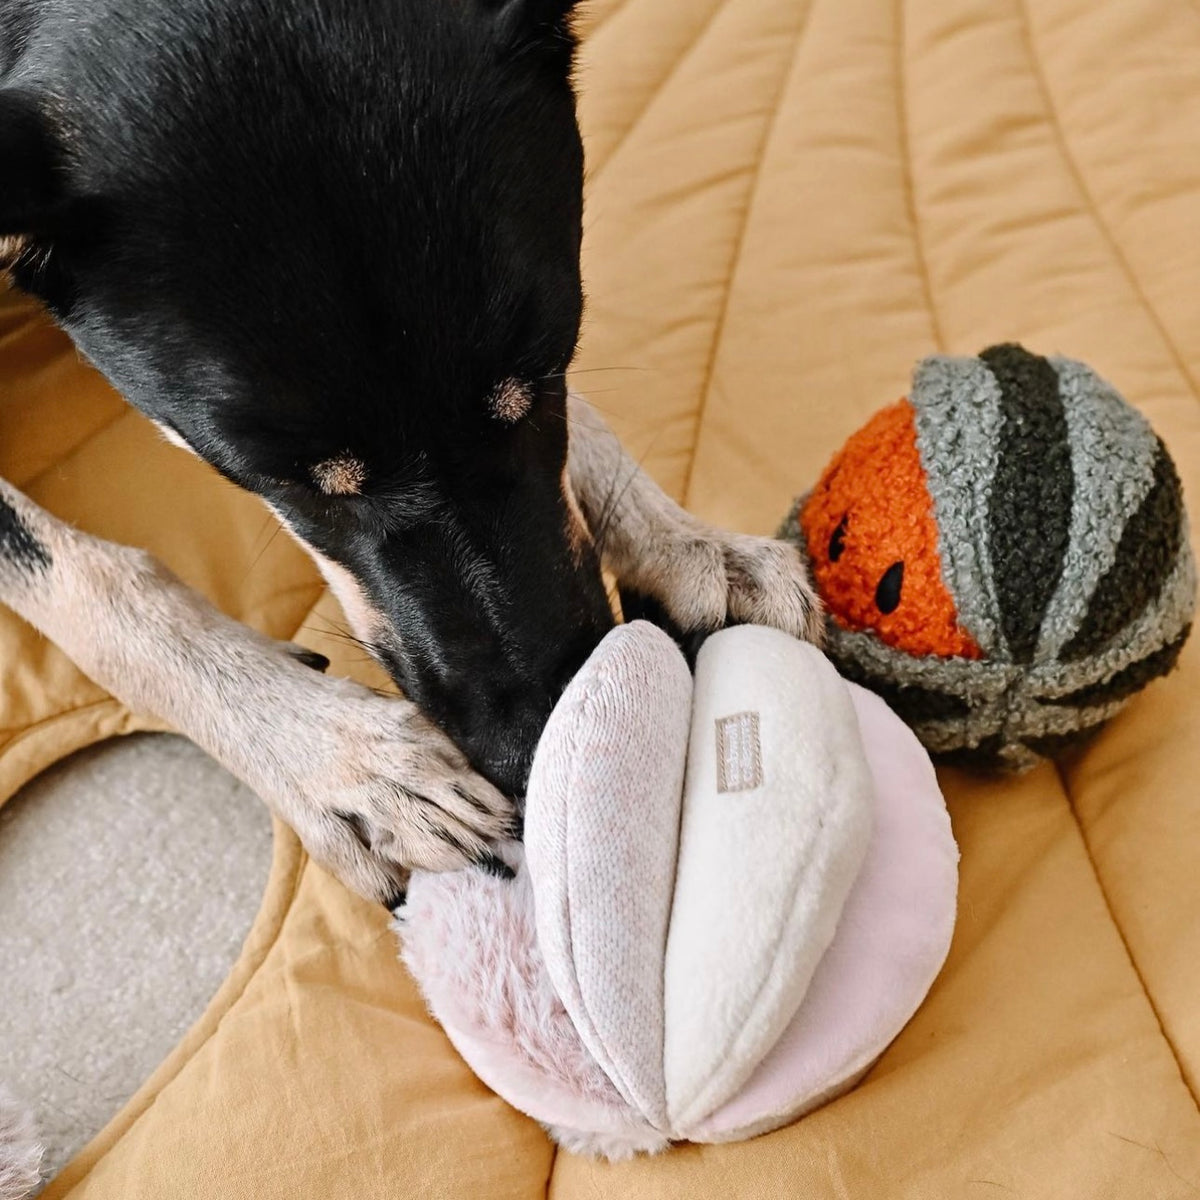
[2, 1, 1199, 1195]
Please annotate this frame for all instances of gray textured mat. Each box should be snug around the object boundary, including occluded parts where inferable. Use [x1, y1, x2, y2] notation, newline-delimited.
[0, 734, 272, 1184]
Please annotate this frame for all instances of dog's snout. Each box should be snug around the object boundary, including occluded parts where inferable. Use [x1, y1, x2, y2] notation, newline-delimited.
[372, 533, 614, 797]
[481, 627, 613, 794]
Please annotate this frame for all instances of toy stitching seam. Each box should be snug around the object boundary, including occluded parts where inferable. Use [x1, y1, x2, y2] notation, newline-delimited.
[1055, 760, 1200, 1115]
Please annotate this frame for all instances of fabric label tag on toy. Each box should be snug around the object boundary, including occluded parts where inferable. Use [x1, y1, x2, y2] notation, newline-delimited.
[716, 712, 763, 793]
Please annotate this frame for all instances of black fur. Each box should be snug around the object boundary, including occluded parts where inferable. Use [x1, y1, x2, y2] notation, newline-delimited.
[0, 90, 62, 232]
[0, 492, 50, 574]
[0, 0, 614, 794]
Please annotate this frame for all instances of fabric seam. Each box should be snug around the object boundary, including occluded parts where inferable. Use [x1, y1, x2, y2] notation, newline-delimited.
[1013, 0, 1200, 405]
[586, 0, 728, 184]
[47, 838, 308, 1196]
[894, 0, 946, 355]
[16, 408, 134, 495]
[0, 696, 128, 745]
[1053, 759, 1200, 1114]
[681, 0, 817, 508]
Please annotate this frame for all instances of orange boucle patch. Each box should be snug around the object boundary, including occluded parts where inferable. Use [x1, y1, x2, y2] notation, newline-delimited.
[800, 399, 982, 660]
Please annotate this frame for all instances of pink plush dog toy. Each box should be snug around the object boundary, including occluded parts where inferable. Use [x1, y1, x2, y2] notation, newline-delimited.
[397, 622, 958, 1160]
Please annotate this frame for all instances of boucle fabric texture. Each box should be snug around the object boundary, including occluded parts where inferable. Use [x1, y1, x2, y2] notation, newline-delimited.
[399, 621, 956, 1158]
[787, 345, 1196, 770]
[799, 400, 983, 660]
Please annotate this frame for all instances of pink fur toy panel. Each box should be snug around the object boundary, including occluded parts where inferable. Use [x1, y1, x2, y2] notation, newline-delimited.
[396, 623, 958, 1160]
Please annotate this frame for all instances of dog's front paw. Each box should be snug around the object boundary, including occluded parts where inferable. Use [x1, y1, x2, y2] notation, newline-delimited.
[621, 528, 823, 646]
[249, 676, 517, 905]
[720, 534, 824, 641]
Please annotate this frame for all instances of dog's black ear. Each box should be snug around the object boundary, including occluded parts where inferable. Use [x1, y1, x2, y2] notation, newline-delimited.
[486, 0, 582, 58]
[0, 91, 64, 239]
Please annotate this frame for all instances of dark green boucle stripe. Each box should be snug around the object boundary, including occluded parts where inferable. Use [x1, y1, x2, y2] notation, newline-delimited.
[835, 657, 970, 723]
[1060, 438, 1185, 662]
[1045, 626, 1190, 709]
[980, 344, 1074, 664]
[933, 736, 1007, 771]
[1021, 725, 1105, 761]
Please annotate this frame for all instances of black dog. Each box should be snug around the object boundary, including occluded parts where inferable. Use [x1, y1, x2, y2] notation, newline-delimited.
[0, 0, 820, 906]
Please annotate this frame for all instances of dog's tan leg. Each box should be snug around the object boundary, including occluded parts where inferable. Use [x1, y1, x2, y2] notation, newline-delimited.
[566, 395, 823, 643]
[0, 480, 514, 904]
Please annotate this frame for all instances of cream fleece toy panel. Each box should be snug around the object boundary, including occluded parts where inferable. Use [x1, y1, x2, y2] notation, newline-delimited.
[398, 622, 958, 1159]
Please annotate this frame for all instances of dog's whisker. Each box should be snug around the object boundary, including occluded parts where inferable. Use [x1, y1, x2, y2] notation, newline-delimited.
[300, 613, 382, 662]
[238, 514, 288, 586]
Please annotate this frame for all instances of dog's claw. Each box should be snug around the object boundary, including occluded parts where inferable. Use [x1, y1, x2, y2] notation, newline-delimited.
[619, 531, 823, 649]
[476, 852, 516, 880]
[287, 645, 331, 673]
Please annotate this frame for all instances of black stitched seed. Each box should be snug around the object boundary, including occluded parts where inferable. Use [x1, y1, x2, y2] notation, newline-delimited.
[829, 514, 849, 562]
[875, 561, 904, 614]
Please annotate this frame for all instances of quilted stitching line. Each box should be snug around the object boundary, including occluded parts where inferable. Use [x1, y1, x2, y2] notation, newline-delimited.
[681, 0, 818, 508]
[586, 0, 728, 184]
[44, 825, 308, 1196]
[1014, 0, 1200, 405]
[1053, 762, 1200, 1113]
[578, 0, 636, 45]
[0, 697, 127, 744]
[895, 0, 946, 354]
[13, 407, 132, 494]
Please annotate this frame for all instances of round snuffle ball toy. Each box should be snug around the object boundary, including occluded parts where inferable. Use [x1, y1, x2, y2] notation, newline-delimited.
[781, 343, 1196, 771]
[398, 621, 957, 1159]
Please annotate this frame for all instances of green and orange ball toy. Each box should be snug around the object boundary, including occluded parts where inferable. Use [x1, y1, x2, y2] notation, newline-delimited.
[780, 343, 1195, 771]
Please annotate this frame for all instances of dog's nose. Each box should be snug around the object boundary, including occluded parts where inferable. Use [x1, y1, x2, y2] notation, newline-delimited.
[467, 694, 554, 797]
[469, 624, 612, 797]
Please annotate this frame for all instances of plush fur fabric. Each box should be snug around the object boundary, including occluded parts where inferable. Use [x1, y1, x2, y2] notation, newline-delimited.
[0, 1087, 42, 1200]
[398, 623, 953, 1157]
[399, 853, 665, 1153]
[542, 1122, 668, 1162]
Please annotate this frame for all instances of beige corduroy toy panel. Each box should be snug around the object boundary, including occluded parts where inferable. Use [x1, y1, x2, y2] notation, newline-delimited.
[1, 0, 1198, 1196]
